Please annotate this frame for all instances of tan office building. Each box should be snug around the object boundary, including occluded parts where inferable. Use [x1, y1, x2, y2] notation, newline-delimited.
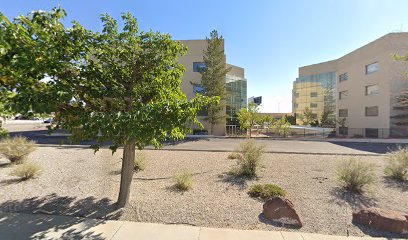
[179, 40, 247, 136]
[293, 33, 408, 138]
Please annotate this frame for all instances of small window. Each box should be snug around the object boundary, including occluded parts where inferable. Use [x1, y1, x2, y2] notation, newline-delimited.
[365, 84, 379, 96]
[365, 128, 379, 138]
[311, 113, 318, 119]
[310, 103, 318, 108]
[293, 103, 298, 109]
[294, 92, 299, 98]
[339, 73, 348, 82]
[365, 106, 379, 116]
[193, 84, 204, 95]
[339, 90, 348, 100]
[193, 62, 206, 72]
[365, 62, 379, 74]
[339, 127, 348, 135]
[310, 92, 318, 97]
[339, 109, 348, 117]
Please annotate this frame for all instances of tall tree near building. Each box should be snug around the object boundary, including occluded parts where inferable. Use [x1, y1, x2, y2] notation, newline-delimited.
[300, 107, 316, 126]
[199, 30, 231, 134]
[0, 8, 213, 208]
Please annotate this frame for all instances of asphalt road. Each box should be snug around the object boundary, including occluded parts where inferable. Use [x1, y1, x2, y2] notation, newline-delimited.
[3, 121, 407, 155]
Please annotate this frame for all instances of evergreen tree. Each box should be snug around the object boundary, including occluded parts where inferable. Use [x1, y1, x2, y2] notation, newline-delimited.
[199, 30, 231, 134]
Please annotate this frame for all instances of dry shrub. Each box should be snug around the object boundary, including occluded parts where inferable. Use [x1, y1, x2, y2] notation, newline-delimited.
[336, 158, 375, 193]
[0, 136, 36, 164]
[10, 162, 42, 180]
[384, 147, 408, 181]
[173, 171, 193, 191]
[230, 140, 264, 178]
[134, 151, 147, 172]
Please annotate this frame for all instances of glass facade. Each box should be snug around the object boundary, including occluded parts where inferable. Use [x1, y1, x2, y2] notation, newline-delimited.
[226, 74, 247, 125]
[292, 72, 336, 125]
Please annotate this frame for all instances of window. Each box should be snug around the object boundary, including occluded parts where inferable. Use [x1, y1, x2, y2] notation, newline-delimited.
[365, 62, 379, 74]
[365, 106, 379, 116]
[193, 84, 204, 95]
[365, 128, 379, 138]
[339, 127, 348, 135]
[294, 92, 299, 98]
[339, 90, 348, 100]
[193, 62, 206, 72]
[365, 84, 379, 96]
[339, 73, 348, 82]
[310, 92, 318, 97]
[310, 103, 318, 108]
[293, 103, 298, 109]
[311, 113, 318, 119]
[339, 109, 348, 117]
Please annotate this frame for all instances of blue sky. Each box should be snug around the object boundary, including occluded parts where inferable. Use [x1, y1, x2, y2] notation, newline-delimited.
[2, 0, 408, 112]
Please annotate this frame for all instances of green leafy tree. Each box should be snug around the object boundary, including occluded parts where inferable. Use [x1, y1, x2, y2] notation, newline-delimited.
[300, 107, 316, 126]
[0, 8, 213, 208]
[320, 109, 335, 127]
[199, 30, 231, 134]
[275, 116, 291, 137]
[285, 114, 296, 125]
[337, 118, 348, 136]
[237, 101, 260, 138]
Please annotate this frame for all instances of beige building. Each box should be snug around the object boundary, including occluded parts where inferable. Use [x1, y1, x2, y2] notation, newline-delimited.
[293, 33, 408, 138]
[179, 40, 247, 136]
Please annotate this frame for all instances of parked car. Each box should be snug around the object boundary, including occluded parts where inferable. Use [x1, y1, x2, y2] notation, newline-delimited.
[43, 118, 54, 123]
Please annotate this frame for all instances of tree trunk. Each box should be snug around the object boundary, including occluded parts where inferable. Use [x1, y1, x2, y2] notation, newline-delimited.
[210, 123, 214, 135]
[116, 142, 135, 209]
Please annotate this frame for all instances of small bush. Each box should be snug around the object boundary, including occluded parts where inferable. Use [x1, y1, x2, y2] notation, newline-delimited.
[10, 162, 42, 180]
[248, 184, 286, 200]
[134, 151, 147, 172]
[0, 136, 36, 164]
[336, 158, 376, 193]
[0, 127, 8, 139]
[384, 147, 408, 181]
[230, 140, 264, 178]
[173, 171, 193, 191]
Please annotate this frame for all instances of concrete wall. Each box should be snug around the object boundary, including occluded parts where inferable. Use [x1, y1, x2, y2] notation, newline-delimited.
[179, 40, 227, 136]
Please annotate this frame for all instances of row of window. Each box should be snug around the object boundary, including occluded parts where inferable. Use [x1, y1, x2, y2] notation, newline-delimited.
[338, 84, 379, 100]
[339, 127, 380, 138]
[338, 62, 379, 83]
[338, 106, 379, 118]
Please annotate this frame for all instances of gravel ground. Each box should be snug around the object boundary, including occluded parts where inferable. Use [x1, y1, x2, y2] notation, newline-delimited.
[0, 146, 407, 238]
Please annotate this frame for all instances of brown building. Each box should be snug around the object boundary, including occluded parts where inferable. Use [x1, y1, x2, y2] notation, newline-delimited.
[293, 33, 408, 137]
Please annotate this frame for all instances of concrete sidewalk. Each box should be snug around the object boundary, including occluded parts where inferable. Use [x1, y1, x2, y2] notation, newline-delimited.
[0, 212, 397, 240]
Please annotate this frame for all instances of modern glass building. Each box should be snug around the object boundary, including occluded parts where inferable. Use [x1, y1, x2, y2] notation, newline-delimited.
[226, 73, 247, 125]
[292, 71, 336, 125]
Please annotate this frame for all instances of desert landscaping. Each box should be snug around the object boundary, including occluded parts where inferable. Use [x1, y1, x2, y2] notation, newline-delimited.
[0, 145, 406, 238]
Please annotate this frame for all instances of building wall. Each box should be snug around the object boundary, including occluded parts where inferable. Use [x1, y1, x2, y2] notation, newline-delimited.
[179, 40, 245, 136]
[293, 33, 408, 137]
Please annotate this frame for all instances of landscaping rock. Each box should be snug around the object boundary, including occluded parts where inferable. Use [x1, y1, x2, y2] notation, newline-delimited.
[262, 197, 303, 228]
[353, 207, 408, 234]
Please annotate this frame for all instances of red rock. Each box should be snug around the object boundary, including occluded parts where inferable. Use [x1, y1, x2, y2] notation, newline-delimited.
[262, 197, 303, 228]
[353, 207, 408, 234]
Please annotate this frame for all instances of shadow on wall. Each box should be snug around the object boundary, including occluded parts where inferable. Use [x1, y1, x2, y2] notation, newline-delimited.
[0, 193, 121, 239]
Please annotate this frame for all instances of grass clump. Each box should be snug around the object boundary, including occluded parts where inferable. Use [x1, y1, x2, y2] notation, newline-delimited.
[336, 158, 376, 193]
[248, 184, 286, 200]
[173, 171, 193, 191]
[134, 151, 147, 172]
[10, 162, 42, 180]
[229, 140, 265, 178]
[0, 136, 37, 164]
[384, 147, 408, 181]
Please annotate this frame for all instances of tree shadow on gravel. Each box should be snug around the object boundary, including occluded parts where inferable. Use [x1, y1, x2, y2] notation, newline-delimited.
[383, 177, 408, 192]
[0, 178, 22, 186]
[0, 193, 122, 220]
[329, 187, 378, 209]
[0, 194, 122, 239]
